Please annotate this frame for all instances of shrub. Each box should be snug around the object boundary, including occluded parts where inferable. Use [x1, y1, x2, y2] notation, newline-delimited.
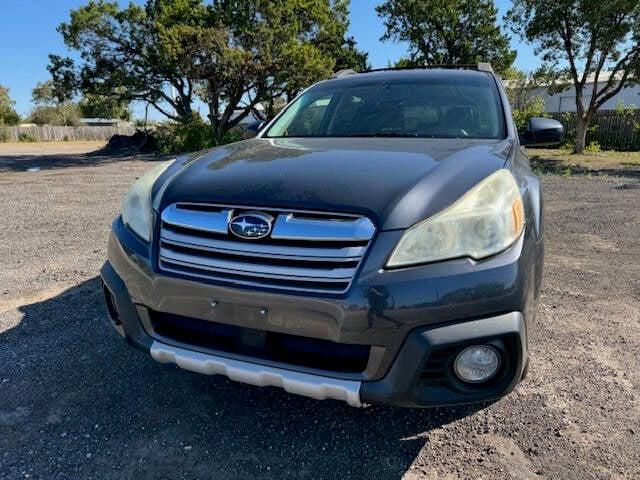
[0, 129, 9, 142]
[27, 104, 80, 126]
[0, 110, 20, 126]
[585, 141, 601, 153]
[559, 140, 574, 151]
[18, 132, 37, 142]
[512, 96, 548, 131]
[155, 115, 243, 154]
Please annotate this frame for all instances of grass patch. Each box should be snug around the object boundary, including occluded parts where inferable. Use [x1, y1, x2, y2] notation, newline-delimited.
[528, 148, 640, 178]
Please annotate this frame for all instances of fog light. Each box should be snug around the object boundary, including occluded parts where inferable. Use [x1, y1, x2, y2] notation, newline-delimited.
[454, 345, 500, 383]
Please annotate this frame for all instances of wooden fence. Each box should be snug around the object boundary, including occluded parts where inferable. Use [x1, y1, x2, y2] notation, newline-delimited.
[0, 125, 136, 142]
[550, 110, 640, 151]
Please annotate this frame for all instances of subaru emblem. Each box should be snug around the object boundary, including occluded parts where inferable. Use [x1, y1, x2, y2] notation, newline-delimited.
[229, 212, 273, 240]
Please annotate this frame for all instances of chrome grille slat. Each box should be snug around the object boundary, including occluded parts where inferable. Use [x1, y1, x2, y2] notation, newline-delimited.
[160, 228, 367, 259]
[159, 264, 350, 293]
[160, 248, 357, 280]
[158, 203, 376, 294]
[161, 204, 232, 234]
[159, 259, 353, 284]
[271, 215, 376, 241]
[161, 239, 360, 263]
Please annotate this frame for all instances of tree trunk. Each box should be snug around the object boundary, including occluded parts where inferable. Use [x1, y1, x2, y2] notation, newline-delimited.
[574, 116, 589, 154]
[214, 125, 226, 145]
[209, 116, 226, 145]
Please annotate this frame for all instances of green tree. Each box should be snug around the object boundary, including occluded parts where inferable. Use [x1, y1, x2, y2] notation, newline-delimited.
[331, 37, 369, 73]
[30, 80, 80, 126]
[376, 0, 516, 74]
[49, 51, 131, 121]
[199, 0, 347, 140]
[312, 0, 369, 72]
[79, 94, 131, 120]
[502, 68, 548, 130]
[506, 0, 640, 153]
[27, 105, 81, 126]
[31, 81, 59, 106]
[51, 0, 366, 142]
[52, 0, 210, 122]
[47, 55, 77, 103]
[0, 85, 20, 125]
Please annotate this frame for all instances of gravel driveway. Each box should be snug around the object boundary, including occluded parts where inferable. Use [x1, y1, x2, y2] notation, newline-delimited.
[1, 147, 639, 479]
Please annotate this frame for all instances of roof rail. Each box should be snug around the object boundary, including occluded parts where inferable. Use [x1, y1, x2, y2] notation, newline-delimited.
[331, 69, 358, 78]
[364, 63, 494, 74]
[476, 62, 494, 73]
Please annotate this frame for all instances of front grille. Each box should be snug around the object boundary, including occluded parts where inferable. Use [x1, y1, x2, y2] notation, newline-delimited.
[157, 203, 376, 294]
[149, 310, 371, 373]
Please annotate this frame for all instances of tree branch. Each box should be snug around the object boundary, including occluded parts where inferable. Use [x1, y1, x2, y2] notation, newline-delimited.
[148, 100, 180, 120]
[593, 46, 640, 110]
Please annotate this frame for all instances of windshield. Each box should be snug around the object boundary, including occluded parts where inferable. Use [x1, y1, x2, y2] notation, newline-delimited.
[265, 74, 506, 139]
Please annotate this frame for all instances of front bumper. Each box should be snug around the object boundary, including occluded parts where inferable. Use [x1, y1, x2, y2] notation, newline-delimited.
[101, 216, 540, 407]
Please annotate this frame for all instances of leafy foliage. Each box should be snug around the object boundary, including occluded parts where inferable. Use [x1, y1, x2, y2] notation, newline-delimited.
[376, 0, 516, 74]
[44, 55, 77, 103]
[502, 68, 548, 130]
[506, 0, 640, 153]
[0, 85, 20, 126]
[311, 0, 369, 72]
[79, 94, 131, 120]
[50, 0, 367, 142]
[27, 105, 81, 126]
[29, 81, 80, 126]
[585, 140, 601, 153]
[32, 81, 60, 106]
[18, 132, 38, 143]
[512, 96, 547, 131]
[154, 114, 242, 154]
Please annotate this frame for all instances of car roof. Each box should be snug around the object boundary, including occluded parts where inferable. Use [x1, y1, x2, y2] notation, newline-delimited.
[316, 68, 496, 88]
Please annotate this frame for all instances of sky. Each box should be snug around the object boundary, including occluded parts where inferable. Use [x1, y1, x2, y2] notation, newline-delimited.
[0, 0, 541, 119]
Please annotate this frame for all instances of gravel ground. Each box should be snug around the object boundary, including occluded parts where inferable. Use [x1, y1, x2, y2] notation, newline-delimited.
[1, 146, 639, 479]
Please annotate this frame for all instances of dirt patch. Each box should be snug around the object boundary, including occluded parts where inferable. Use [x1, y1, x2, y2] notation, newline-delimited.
[0, 141, 106, 156]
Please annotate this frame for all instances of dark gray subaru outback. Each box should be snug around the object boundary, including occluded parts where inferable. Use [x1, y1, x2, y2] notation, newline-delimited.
[101, 65, 563, 407]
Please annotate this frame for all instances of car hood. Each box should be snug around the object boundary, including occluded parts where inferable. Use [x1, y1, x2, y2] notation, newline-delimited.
[157, 137, 513, 230]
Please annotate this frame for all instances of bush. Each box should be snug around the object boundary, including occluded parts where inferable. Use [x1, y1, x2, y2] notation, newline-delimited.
[0, 110, 20, 126]
[18, 132, 37, 143]
[27, 103, 80, 126]
[155, 115, 243, 154]
[0, 129, 9, 142]
[585, 141, 601, 153]
[512, 96, 547, 131]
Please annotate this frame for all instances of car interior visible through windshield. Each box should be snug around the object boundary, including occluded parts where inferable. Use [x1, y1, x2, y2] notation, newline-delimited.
[265, 76, 506, 139]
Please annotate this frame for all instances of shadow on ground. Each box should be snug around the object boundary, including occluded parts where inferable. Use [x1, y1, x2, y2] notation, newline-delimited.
[0, 278, 483, 479]
[529, 155, 640, 179]
[0, 150, 166, 173]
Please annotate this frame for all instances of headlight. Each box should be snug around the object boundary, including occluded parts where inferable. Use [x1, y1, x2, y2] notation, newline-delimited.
[386, 169, 525, 267]
[121, 160, 175, 241]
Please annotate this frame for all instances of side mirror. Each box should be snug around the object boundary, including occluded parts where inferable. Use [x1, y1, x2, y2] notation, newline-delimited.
[519, 117, 564, 147]
[243, 120, 265, 139]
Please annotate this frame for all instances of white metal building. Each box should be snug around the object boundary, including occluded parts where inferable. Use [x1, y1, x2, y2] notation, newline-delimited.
[525, 72, 640, 113]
